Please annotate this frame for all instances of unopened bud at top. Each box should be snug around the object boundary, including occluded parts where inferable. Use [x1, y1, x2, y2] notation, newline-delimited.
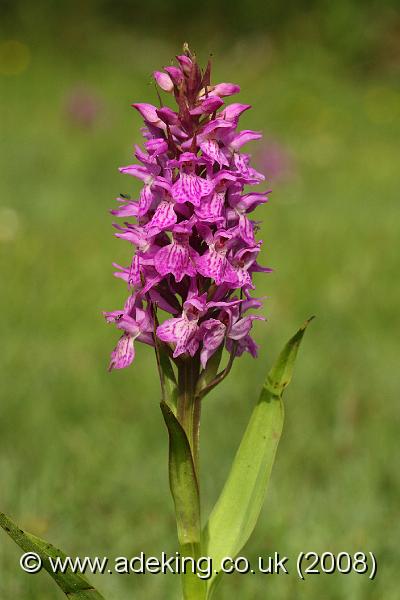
[153, 71, 174, 92]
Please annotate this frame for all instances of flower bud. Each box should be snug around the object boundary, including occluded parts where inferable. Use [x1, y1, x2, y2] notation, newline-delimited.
[211, 83, 241, 97]
[153, 71, 174, 92]
[164, 66, 183, 85]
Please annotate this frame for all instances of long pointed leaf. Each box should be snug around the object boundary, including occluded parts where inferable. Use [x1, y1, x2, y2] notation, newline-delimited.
[0, 511, 106, 599]
[203, 318, 312, 596]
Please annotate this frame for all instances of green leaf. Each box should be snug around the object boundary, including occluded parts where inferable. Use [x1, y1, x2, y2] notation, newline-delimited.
[203, 318, 313, 597]
[159, 349, 178, 414]
[160, 401, 206, 600]
[160, 401, 201, 547]
[0, 511, 106, 599]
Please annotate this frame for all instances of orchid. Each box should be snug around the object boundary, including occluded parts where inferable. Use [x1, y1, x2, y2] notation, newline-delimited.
[100, 45, 311, 600]
[106, 51, 270, 371]
[0, 45, 311, 600]
[104, 295, 154, 370]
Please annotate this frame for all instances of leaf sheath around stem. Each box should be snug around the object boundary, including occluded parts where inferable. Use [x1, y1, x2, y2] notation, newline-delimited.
[161, 402, 206, 600]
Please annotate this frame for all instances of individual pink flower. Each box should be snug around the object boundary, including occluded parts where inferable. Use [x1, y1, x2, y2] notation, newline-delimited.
[157, 285, 241, 359]
[105, 297, 153, 370]
[195, 226, 237, 286]
[200, 300, 264, 366]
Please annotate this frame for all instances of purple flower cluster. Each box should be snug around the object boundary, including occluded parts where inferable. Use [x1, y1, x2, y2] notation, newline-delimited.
[105, 50, 271, 371]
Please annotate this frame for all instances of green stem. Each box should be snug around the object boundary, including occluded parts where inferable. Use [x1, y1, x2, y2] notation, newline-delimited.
[177, 357, 201, 474]
[175, 357, 205, 599]
[179, 542, 207, 600]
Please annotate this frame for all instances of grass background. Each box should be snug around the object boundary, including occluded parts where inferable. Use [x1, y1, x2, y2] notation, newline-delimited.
[1, 4, 399, 598]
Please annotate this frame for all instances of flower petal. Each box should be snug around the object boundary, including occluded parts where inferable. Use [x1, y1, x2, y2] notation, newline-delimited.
[136, 186, 153, 215]
[226, 334, 259, 358]
[200, 139, 229, 167]
[154, 241, 196, 282]
[200, 319, 226, 368]
[171, 173, 213, 206]
[119, 164, 152, 182]
[132, 103, 166, 129]
[110, 200, 139, 218]
[164, 66, 183, 85]
[222, 103, 251, 122]
[230, 130, 262, 151]
[116, 315, 141, 336]
[157, 316, 185, 343]
[157, 316, 198, 358]
[195, 192, 225, 223]
[196, 250, 236, 285]
[229, 315, 264, 340]
[146, 200, 177, 236]
[109, 334, 135, 370]
[238, 214, 255, 244]
[190, 96, 224, 115]
[210, 83, 240, 97]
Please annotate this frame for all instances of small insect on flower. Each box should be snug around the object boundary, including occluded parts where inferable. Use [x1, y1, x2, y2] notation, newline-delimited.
[104, 45, 271, 374]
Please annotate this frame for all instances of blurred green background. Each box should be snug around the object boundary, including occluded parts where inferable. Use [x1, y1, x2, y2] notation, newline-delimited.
[1, 1, 399, 598]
